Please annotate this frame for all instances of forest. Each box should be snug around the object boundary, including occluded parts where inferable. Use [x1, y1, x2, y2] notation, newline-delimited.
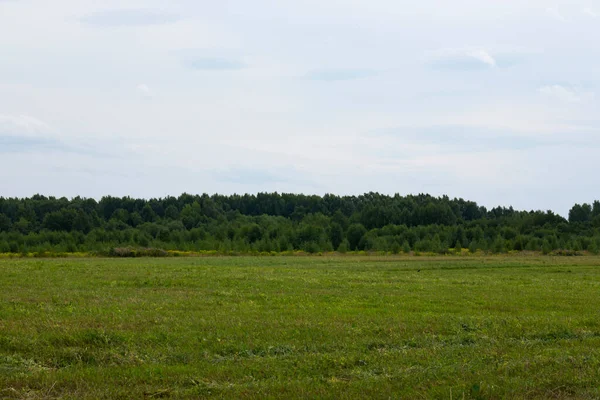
[1, 193, 600, 255]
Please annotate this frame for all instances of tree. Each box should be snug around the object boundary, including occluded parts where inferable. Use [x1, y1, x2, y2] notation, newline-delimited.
[593, 201, 600, 218]
[542, 240, 552, 255]
[455, 240, 462, 254]
[165, 205, 180, 220]
[569, 203, 592, 224]
[492, 236, 505, 253]
[242, 224, 262, 244]
[130, 212, 143, 227]
[337, 239, 350, 253]
[468, 240, 479, 254]
[141, 204, 157, 223]
[43, 209, 77, 231]
[329, 223, 344, 250]
[402, 241, 411, 254]
[390, 240, 401, 254]
[1, 192, 600, 255]
[180, 202, 202, 229]
[453, 226, 467, 248]
[14, 218, 31, 234]
[0, 214, 11, 232]
[111, 209, 130, 224]
[346, 223, 367, 251]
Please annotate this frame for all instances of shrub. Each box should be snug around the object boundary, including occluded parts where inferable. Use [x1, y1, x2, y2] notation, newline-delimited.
[109, 247, 169, 258]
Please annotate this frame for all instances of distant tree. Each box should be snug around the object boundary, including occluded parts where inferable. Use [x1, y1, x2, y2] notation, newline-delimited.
[569, 203, 592, 224]
[468, 240, 479, 254]
[331, 210, 349, 230]
[492, 236, 505, 253]
[329, 223, 344, 250]
[431, 234, 446, 254]
[402, 240, 411, 254]
[453, 226, 467, 248]
[165, 205, 180, 220]
[43, 209, 77, 232]
[542, 240, 552, 255]
[455, 240, 462, 254]
[0, 214, 11, 232]
[180, 202, 202, 229]
[589, 237, 600, 255]
[1, 192, 600, 254]
[593, 201, 600, 218]
[141, 204, 157, 223]
[337, 239, 350, 253]
[14, 217, 31, 234]
[111, 209, 130, 224]
[130, 212, 143, 227]
[347, 223, 367, 251]
[73, 210, 93, 233]
[243, 224, 263, 244]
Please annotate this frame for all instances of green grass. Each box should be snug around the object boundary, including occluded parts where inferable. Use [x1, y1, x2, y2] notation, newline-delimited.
[1, 256, 600, 399]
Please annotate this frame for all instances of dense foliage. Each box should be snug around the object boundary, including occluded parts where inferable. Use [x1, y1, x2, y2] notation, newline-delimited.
[1, 193, 600, 254]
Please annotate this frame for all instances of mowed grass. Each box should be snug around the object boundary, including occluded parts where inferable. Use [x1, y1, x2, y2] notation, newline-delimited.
[1, 257, 600, 399]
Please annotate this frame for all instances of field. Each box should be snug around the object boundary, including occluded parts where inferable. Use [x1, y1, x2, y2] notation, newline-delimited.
[1, 256, 600, 399]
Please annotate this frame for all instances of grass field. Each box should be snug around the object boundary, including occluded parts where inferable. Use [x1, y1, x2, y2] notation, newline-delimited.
[1, 256, 600, 399]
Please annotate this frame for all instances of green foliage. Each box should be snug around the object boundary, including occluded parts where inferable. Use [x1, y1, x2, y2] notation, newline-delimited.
[0, 192, 599, 254]
[337, 239, 350, 253]
[542, 240, 552, 255]
[329, 222, 344, 250]
[108, 247, 169, 257]
[347, 223, 367, 251]
[569, 203, 592, 223]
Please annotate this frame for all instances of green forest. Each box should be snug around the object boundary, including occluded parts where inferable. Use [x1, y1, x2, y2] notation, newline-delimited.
[1, 193, 600, 255]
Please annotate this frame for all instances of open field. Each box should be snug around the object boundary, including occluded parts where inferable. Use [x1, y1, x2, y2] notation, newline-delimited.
[1, 256, 600, 399]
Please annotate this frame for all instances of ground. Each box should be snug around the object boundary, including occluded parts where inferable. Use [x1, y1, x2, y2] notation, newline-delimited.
[1, 256, 600, 399]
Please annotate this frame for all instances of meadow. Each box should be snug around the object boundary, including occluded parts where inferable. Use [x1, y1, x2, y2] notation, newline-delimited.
[1, 256, 600, 399]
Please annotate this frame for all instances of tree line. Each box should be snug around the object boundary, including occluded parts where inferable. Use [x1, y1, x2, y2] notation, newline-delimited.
[1, 193, 600, 254]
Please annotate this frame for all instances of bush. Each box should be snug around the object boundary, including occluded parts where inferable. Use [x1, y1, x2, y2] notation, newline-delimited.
[109, 247, 169, 258]
[337, 239, 350, 254]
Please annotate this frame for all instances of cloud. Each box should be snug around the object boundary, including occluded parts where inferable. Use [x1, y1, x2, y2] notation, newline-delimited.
[136, 84, 153, 98]
[0, 114, 100, 155]
[427, 48, 497, 70]
[370, 125, 553, 151]
[538, 85, 594, 103]
[185, 58, 246, 71]
[212, 168, 284, 185]
[80, 9, 180, 27]
[305, 69, 376, 81]
[583, 7, 598, 17]
[467, 50, 497, 67]
[546, 6, 566, 21]
[211, 166, 319, 188]
[0, 114, 64, 153]
[0, 114, 51, 137]
[0, 135, 62, 153]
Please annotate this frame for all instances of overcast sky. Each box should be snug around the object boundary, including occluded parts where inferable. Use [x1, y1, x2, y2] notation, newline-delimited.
[1, 0, 599, 215]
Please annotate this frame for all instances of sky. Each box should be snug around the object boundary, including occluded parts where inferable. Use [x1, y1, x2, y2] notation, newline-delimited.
[0, 0, 599, 215]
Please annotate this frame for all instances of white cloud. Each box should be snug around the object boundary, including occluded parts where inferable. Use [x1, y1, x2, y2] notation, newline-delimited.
[80, 9, 180, 27]
[538, 85, 594, 103]
[427, 47, 497, 69]
[466, 49, 497, 67]
[546, 6, 566, 21]
[0, 114, 52, 137]
[136, 84, 153, 98]
[583, 7, 598, 17]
